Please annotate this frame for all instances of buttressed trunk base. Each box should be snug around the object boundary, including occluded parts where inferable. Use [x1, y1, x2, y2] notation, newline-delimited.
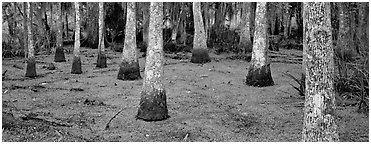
[191, 49, 211, 63]
[245, 63, 274, 87]
[25, 57, 37, 78]
[71, 56, 82, 74]
[136, 89, 170, 121]
[96, 52, 107, 68]
[54, 47, 66, 62]
[117, 61, 141, 80]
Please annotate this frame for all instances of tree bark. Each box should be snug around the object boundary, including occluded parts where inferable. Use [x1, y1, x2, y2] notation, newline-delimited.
[137, 2, 169, 121]
[117, 2, 141, 81]
[302, 2, 339, 142]
[336, 2, 354, 60]
[25, 2, 37, 78]
[245, 2, 274, 87]
[356, 2, 369, 54]
[71, 2, 82, 74]
[96, 2, 107, 68]
[191, 2, 211, 64]
[142, 2, 150, 48]
[238, 2, 252, 54]
[54, 2, 66, 62]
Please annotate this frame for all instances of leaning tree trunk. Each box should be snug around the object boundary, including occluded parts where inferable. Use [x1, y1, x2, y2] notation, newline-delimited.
[238, 2, 252, 54]
[245, 2, 274, 87]
[54, 2, 66, 62]
[71, 2, 82, 74]
[25, 2, 36, 78]
[302, 2, 339, 142]
[137, 2, 169, 121]
[191, 2, 211, 64]
[117, 2, 141, 81]
[96, 2, 107, 68]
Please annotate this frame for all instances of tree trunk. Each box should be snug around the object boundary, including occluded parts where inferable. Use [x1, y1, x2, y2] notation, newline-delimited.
[117, 2, 141, 81]
[191, 2, 211, 64]
[336, 2, 354, 61]
[178, 4, 187, 45]
[142, 2, 150, 48]
[25, 2, 36, 78]
[96, 2, 107, 68]
[54, 2, 66, 62]
[23, 2, 28, 59]
[238, 2, 252, 54]
[356, 2, 368, 54]
[283, 3, 290, 39]
[302, 2, 339, 142]
[71, 2, 82, 74]
[202, 2, 210, 41]
[245, 2, 274, 87]
[137, 2, 169, 121]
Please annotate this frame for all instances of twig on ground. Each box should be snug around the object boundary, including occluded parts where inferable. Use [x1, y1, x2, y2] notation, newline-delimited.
[105, 107, 129, 130]
[3, 70, 8, 76]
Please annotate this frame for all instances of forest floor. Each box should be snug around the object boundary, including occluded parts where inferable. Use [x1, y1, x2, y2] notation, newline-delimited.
[1, 46, 369, 142]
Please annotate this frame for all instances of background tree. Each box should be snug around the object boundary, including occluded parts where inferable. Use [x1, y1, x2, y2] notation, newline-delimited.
[25, 2, 36, 78]
[71, 2, 82, 74]
[335, 2, 354, 61]
[245, 2, 274, 87]
[117, 2, 141, 80]
[238, 2, 252, 54]
[191, 2, 211, 64]
[302, 2, 339, 142]
[54, 2, 66, 62]
[137, 2, 169, 121]
[96, 2, 107, 68]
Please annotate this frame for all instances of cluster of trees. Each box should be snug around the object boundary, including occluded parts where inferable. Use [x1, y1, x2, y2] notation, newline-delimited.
[2, 2, 369, 142]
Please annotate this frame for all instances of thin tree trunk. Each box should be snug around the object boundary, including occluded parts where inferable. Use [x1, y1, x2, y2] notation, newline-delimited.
[25, 2, 36, 78]
[96, 2, 107, 68]
[191, 2, 211, 64]
[137, 2, 169, 121]
[336, 2, 355, 61]
[245, 2, 274, 87]
[302, 2, 339, 142]
[238, 2, 252, 54]
[283, 3, 290, 39]
[117, 2, 141, 80]
[54, 2, 65, 62]
[23, 2, 28, 58]
[71, 2, 82, 74]
[357, 2, 368, 54]
[142, 2, 150, 48]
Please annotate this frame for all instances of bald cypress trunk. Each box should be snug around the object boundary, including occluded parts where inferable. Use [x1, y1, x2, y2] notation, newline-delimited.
[137, 2, 169, 121]
[302, 2, 339, 142]
[71, 2, 82, 74]
[117, 2, 141, 80]
[96, 2, 107, 68]
[54, 2, 66, 62]
[25, 2, 36, 78]
[245, 2, 274, 87]
[191, 2, 211, 64]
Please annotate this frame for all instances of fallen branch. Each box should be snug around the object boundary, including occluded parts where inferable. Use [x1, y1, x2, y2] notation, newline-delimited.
[3, 70, 8, 76]
[21, 115, 73, 127]
[105, 107, 130, 130]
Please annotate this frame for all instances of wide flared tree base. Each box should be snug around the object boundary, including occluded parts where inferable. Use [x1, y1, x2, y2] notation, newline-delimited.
[96, 52, 107, 68]
[191, 48, 211, 63]
[245, 63, 274, 87]
[136, 89, 169, 121]
[25, 57, 37, 78]
[117, 61, 141, 80]
[71, 56, 82, 74]
[54, 47, 66, 62]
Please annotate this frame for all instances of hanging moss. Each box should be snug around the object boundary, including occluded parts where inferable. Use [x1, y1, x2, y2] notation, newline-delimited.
[117, 61, 141, 80]
[96, 52, 107, 68]
[190, 48, 211, 63]
[25, 57, 37, 78]
[245, 63, 274, 87]
[54, 47, 66, 62]
[71, 56, 82, 74]
[136, 89, 170, 121]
